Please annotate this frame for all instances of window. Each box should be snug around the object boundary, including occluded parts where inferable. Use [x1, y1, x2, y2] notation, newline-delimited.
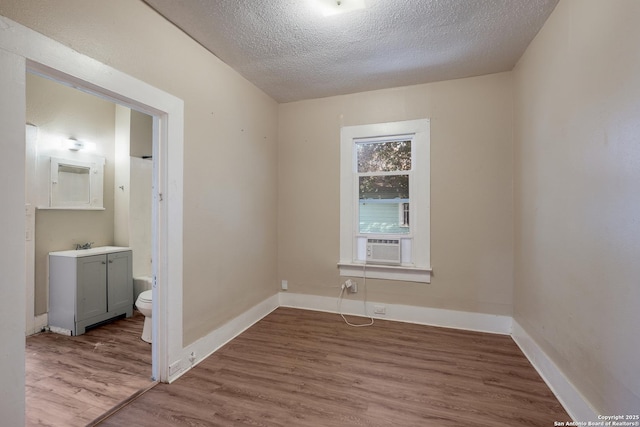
[357, 138, 411, 235]
[339, 119, 431, 283]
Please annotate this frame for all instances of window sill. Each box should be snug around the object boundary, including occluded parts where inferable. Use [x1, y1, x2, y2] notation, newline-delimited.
[337, 262, 432, 283]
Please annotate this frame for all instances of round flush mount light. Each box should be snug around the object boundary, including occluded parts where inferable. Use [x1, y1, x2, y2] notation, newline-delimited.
[312, 0, 366, 17]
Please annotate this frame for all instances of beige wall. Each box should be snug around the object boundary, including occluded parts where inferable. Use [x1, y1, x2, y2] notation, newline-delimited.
[513, 0, 640, 414]
[27, 73, 116, 315]
[278, 72, 514, 315]
[1, 0, 279, 345]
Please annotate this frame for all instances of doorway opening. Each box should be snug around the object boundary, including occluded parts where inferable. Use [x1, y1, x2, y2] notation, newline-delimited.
[1, 17, 184, 424]
[24, 72, 157, 424]
[22, 57, 184, 384]
[25, 74, 157, 336]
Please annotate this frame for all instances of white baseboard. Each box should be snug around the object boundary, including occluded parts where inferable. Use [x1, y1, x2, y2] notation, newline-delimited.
[511, 320, 598, 422]
[278, 292, 512, 335]
[49, 325, 71, 336]
[34, 313, 48, 333]
[168, 294, 279, 382]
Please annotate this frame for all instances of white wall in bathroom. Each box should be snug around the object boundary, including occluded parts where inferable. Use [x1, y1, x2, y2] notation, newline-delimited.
[114, 104, 131, 248]
[114, 106, 153, 279]
[130, 156, 153, 278]
[130, 110, 153, 278]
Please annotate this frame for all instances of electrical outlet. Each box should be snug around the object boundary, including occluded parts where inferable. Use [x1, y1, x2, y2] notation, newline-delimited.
[281, 280, 288, 291]
[343, 279, 357, 293]
[374, 305, 386, 315]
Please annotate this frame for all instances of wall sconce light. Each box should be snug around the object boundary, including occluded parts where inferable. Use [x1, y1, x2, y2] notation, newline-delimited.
[62, 138, 96, 152]
[64, 138, 84, 151]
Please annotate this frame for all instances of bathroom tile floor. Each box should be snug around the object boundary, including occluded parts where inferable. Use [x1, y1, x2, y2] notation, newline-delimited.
[25, 311, 154, 427]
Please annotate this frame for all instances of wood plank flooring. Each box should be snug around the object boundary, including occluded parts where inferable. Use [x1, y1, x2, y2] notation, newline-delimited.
[100, 308, 569, 426]
[26, 311, 153, 427]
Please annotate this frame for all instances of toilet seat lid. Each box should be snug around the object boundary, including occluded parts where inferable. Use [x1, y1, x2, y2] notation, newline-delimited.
[138, 290, 152, 302]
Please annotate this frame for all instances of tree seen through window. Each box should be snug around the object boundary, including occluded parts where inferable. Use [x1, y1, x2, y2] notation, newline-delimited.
[356, 139, 411, 234]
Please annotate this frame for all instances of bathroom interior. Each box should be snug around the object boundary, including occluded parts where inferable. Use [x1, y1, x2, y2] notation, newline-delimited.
[25, 71, 155, 402]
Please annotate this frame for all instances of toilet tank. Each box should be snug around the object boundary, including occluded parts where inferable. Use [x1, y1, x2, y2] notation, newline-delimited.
[133, 276, 152, 302]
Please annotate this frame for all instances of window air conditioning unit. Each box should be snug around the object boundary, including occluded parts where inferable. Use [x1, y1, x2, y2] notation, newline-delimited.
[366, 238, 401, 265]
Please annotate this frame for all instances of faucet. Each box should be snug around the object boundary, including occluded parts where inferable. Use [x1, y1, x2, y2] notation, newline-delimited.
[76, 242, 94, 250]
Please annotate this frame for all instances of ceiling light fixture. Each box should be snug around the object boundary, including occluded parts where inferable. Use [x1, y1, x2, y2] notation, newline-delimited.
[313, 0, 366, 17]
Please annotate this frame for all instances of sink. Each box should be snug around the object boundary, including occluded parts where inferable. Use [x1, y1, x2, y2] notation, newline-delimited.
[49, 246, 131, 258]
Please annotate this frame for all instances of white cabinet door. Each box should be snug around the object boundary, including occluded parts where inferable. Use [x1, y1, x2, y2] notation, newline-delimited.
[107, 251, 133, 313]
[76, 254, 107, 322]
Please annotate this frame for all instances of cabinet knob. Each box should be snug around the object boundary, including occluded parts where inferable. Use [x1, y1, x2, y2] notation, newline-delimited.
[108, 260, 113, 263]
[101, 261, 106, 264]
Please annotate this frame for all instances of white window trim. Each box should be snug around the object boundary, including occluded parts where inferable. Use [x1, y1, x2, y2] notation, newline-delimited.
[399, 202, 410, 228]
[339, 119, 431, 283]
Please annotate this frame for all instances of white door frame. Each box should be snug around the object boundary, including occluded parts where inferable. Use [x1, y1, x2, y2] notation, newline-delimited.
[25, 124, 38, 336]
[0, 17, 184, 424]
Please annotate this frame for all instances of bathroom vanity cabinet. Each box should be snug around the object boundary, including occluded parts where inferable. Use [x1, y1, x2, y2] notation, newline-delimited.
[49, 247, 133, 336]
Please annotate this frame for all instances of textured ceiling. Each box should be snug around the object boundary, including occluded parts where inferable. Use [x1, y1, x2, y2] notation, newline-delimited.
[143, 0, 558, 103]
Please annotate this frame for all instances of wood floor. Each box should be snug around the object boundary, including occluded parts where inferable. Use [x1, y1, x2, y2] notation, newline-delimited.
[25, 311, 154, 427]
[99, 308, 569, 426]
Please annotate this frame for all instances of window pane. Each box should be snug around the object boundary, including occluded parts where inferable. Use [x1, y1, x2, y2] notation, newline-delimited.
[359, 175, 408, 200]
[359, 175, 409, 234]
[357, 139, 411, 173]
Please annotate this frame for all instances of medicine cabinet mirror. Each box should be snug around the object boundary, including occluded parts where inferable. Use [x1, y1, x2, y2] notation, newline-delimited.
[49, 156, 105, 209]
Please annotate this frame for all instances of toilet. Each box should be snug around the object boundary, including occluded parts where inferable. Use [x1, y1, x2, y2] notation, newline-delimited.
[135, 290, 152, 343]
